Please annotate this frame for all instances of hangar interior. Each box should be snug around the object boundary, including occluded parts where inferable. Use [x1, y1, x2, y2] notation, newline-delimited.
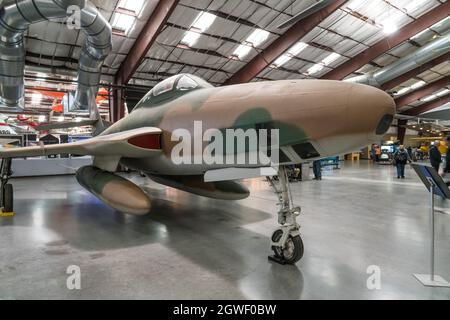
[0, 0, 450, 299]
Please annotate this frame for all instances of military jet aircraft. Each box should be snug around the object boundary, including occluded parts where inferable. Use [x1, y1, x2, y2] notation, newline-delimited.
[0, 74, 396, 264]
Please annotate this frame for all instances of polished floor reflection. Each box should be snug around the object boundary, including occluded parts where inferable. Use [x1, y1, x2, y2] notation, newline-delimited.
[0, 161, 449, 299]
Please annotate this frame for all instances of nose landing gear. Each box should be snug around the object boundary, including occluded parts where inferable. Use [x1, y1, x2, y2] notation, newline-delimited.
[0, 158, 14, 214]
[268, 166, 304, 265]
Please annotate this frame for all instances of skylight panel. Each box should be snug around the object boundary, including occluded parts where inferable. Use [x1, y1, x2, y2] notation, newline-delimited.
[118, 0, 145, 15]
[305, 52, 341, 76]
[379, 12, 403, 35]
[382, 22, 398, 35]
[421, 95, 436, 102]
[307, 64, 324, 75]
[289, 42, 308, 56]
[403, 0, 428, 14]
[273, 55, 291, 68]
[192, 12, 217, 33]
[437, 89, 450, 97]
[395, 87, 411, 96]
[181, 31, 201, 47]
[232, 29, 270, 60]
[395, 80, 427, 96]
[181, 12, 217, 48]
[273, 42, 308, 67]
[246, 29, 270, 47]
[411, 28, 430, 40]
[322, 52, 341, 65]
[346, 0, 364, 12]
[411, 80, 426, 89]
[111, 12, 136, 35]
[233, 45, 252, 60]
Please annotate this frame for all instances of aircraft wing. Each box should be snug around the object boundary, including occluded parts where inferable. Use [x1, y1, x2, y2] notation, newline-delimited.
[0, 139, 21, 146]
[0, 127, 163, 159]
[35, 120, 98, 131]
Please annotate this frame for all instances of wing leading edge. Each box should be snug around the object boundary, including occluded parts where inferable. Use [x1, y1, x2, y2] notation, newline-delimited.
[0, 127, 163, 159]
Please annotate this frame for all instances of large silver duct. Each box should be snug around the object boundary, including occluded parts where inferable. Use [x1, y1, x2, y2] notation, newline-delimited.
[0, 0, 85, 110]
[73, 2, 112, 111]
[0, 0, 111, 112]
[348, 19, 450, 88]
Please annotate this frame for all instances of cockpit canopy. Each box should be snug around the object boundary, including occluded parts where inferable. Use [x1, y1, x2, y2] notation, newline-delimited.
[135, 74, 213, 109]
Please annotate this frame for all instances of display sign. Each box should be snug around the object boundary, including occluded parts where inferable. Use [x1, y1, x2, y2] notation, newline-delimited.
[411, 164, 450, 199]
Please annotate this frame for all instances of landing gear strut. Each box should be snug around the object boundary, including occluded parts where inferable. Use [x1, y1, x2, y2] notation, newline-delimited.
[268, 166, 304, 265]
[0, 158, 13, 213]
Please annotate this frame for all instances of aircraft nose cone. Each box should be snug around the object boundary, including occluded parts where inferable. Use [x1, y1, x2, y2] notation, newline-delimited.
[348, 84, 396, 136]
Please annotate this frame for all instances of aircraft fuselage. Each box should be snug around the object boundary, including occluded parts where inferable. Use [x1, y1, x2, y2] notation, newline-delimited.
[103, 79, 395, 176]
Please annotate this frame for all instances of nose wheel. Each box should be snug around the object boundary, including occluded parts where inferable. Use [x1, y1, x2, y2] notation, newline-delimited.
[268, 166, 304, 265]
[0, 158, 14, 214]
[271, 229, 304, 264]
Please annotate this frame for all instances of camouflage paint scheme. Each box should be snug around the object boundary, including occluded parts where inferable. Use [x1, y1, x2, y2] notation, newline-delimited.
[0, 74, 396, 214]
[76, 166, 152, 215]
[110, 75, 395, 174]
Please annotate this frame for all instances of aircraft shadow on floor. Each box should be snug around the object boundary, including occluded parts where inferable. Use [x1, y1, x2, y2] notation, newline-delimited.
[2, 183, 305, 299]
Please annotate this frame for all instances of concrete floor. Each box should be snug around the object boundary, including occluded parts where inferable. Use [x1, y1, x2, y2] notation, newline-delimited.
[0, 161, 450, 300]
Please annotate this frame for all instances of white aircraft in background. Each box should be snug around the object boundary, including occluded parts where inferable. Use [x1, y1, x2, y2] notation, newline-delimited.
[0, 115, 23, 147]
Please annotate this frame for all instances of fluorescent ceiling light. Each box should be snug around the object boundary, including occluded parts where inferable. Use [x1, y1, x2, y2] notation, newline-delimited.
[111, 12, 136, 34]
[307, 64, 324, 75]
[35, 73, 47, 81]
[181, 31, 201, 47]
[233, 29, 270, 60]
[31, 93, 42, 104]
[118, 0, 145, 15]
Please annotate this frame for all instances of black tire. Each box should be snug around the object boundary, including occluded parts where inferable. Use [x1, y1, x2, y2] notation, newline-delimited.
[272, 230, 304, 264]
[4, 183, 13, 213]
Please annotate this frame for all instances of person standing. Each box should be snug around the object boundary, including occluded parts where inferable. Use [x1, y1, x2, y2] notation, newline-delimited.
[429, 142, 442, 173]
[375, 145, 381, 162]
[393, 145, 411, 179]
[370, 145, 376, 162]
[442, 137, 450, 183]
[313, 160, 322, 180]
[407, 146, 413, 160]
